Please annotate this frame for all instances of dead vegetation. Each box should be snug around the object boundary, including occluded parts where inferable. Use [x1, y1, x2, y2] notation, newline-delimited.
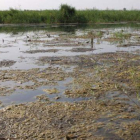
[0, 27, 140, 139]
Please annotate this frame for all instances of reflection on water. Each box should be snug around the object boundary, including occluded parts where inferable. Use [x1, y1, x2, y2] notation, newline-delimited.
[0, 23, 140, 70]
[0, 78, 90, 108]
[91, 38, 94, 48]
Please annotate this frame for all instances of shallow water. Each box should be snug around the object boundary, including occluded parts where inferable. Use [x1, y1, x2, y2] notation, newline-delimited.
[0, 77, 90, 107]
[0, 23, 140, 107]
[0, 24, 140, 70]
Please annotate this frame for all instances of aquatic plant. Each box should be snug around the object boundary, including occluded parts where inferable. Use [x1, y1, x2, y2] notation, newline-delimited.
[113, 31, 131, 39]
[78, 9, 140, 23]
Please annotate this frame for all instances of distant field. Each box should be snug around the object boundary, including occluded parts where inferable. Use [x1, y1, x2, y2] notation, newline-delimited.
[0, 9, 140, 24]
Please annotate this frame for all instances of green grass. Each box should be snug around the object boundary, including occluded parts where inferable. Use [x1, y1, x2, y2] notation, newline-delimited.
[0, 7, 140, 24]
[112, 31, 131, 39]
[0, 9, 59, 24]
[78, 10, 140, 23]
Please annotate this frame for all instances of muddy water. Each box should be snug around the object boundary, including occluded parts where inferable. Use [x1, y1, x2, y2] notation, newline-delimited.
[1, 24, 140, 139]
[0, 24, 139, 70]
[0, 23, 140, 107]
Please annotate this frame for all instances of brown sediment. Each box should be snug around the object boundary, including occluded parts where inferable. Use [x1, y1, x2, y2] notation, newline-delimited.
[70, 48, 95, 52]
[103, 37, 122, 42]
[0, 60, 16, 67]
[24, 49, 59, 54]
[117, 43, 140, 47]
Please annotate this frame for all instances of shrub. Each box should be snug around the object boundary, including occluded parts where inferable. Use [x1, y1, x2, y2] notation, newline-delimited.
[59, 4, 76, 23]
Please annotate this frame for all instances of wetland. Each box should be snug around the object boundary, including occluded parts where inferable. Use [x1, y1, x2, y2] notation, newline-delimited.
[0, 23, 140, 139]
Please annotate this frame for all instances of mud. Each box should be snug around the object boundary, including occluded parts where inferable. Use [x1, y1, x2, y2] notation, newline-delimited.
[70, 48, 95, 52]
[118, 43, 140, 47]
[42, 38, 82, 47]
[24, 49, 59, 54]
[0, 60, 16, 67]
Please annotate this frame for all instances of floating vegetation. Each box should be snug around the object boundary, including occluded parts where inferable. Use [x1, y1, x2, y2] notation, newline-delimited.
[0, 25, 140, 139]
[113, 31, 131, 39]
[43, 88, 59, 94]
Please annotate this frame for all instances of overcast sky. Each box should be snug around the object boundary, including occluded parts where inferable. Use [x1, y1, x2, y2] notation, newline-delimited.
[0, 0, 140, 10]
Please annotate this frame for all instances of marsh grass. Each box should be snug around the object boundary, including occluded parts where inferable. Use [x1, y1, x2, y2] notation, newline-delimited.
[78, 9, 140, 23]
[113, 31, 131, 39]
[0, 7, 140, 24]
[118, 66, 140, 105]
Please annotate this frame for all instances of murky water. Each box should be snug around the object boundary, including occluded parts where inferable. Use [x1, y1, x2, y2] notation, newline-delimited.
[0, 24, 140, 70]
[0, 23, 140, 107]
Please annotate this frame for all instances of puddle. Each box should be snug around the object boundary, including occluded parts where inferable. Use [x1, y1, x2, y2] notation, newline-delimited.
[0, 78, 90, 108]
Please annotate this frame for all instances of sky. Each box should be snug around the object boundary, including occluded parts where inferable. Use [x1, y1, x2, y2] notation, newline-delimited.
[0, 0, 140, 10]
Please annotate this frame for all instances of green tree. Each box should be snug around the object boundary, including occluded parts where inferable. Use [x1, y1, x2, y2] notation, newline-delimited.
[59, 4, 76, 23]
